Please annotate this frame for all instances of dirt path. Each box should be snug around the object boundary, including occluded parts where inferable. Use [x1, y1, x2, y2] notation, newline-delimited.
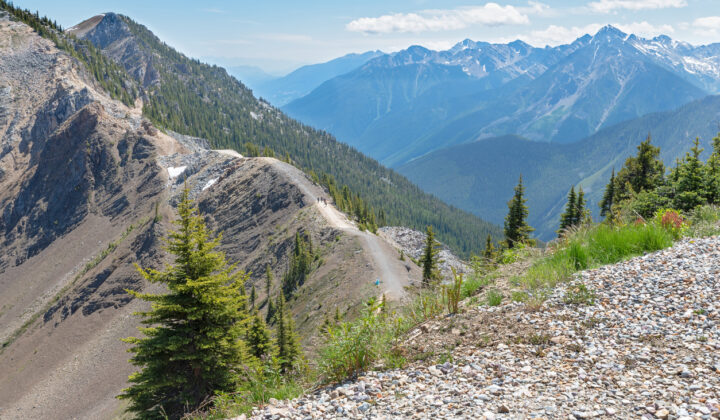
[265, 158, 411, 300]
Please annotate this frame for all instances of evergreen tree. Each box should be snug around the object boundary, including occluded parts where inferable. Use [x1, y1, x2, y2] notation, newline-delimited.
[274, 294, 301, 372]
[119, 188, 252, 419]
[265, 299, 276, 325]
[504, 175, 534, 248]
[558, 186, 577, 236]
[282, 231, 314, 297]
[707, 133, 720, 203]
[574, 187, 588, 225]
[265, 265, 272, 298]
[247, 310, 274, 360]
[421, 226, 441, 286]
[320, 312, 333, 335]
[614, 135, 665, 202]
[250, 284, 257, 309]
[599, 169, 615, 219]
[482, 234, 496, 262]
[672, 137, 707, 211]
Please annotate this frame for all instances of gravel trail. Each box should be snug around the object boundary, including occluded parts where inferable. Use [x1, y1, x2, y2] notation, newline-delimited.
[266, 158, 410, 300]
[251, 237, 720, 419]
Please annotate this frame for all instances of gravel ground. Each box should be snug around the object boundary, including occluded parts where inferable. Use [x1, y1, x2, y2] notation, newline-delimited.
[250, 236, 720, 419]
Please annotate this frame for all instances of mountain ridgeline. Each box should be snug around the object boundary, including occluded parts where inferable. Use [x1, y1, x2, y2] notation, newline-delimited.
[399, 95, 720, 239]
[283, 26, 719, 168]
[64, 12, 500, 256]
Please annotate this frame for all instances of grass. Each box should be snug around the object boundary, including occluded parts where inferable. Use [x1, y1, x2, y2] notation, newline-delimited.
[563, 283, 596, 305]
[485, 289, 503, 306]
[461, 270, 498, 298]
[516, 222, 674, 291]
[187, 366, 304, 419]
[688, 205, 720, 237]
[317, 298, 407, 382]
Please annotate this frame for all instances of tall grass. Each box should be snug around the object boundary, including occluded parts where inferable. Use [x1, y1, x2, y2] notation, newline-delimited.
[518, 222, 674, 290]
[318, 298, 406, 382]
[688, 205, 720, 237]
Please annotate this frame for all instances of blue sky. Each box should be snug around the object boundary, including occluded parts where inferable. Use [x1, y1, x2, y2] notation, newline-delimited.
[13, 0, 720, 75]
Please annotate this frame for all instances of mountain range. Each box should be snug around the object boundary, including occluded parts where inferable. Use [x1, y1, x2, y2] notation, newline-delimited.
[250, 50, 384, 106]
[272, 25, 720, 239]
[283, 26, 720, 167]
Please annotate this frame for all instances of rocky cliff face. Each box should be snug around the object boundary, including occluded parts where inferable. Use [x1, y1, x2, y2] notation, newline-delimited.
[67, 12, 159, 87]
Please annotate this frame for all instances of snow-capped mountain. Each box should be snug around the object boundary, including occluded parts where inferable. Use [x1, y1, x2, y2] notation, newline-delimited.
[283, 25, 719, 167]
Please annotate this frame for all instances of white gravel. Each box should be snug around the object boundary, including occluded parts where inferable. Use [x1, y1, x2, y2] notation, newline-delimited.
[251, 236, 720, 419]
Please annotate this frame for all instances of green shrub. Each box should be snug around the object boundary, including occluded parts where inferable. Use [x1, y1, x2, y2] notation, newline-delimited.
[563, 284, 596, 305]
[442, 268, 464, 314]
[318, 298, 404, 382]
[194, 365, 303, 418]
[688, 205, 720, 237]
[653, 208, 688, 239]
[486, 289, 503, 306]
[405, 290, 444, 324]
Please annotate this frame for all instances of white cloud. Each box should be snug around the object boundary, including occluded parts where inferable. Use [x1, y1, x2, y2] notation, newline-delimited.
[346, 3, 532, 34]
[689, 16, 720, 40]
[588, 0, 687, 13]
[519, 24, 604, 46]
[693, 16, 720, 29]
[617, 21, 674, 37]
[517, 21, 674, 47]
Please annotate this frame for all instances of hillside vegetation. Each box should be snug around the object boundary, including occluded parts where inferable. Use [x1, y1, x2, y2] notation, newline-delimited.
[399, 95, 720, 240]
[87, 13, 501, 256]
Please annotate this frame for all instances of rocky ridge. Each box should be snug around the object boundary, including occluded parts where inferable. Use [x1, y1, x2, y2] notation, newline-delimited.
[379, 226, 468, 278]
[252, 236, 720, 419]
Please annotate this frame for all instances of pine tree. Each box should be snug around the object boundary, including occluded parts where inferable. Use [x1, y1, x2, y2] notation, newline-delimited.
[558, 186, 577, 236]
[265, 299, 276, 325]
[421, 226, 441, 286]
[708, 133, 720, 203]
[282, 231, 314, 298]
[265, 265, 272, 298]
[334, 306, 342, 323]
[599, 169, 615, 219]
[574, 187, 588, 225]
[119, 188, 253, 419]
[614, 135, 664, 202]
[250, 284, 257, 309]
[504, 175, 534, 248]
[482, 234, 496, 263]
[274, 294, 300, 372]
[672, 137, 707, 211]
[247, 310, 274, 360]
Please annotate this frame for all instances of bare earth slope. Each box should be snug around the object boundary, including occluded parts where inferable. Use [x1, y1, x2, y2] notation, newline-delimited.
[0, 13, 420, 419]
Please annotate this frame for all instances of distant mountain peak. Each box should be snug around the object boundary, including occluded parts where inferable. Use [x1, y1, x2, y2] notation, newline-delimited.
[593, 24, 628, 42]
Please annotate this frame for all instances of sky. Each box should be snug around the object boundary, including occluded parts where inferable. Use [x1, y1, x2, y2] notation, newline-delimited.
[12, 0, 720, 75]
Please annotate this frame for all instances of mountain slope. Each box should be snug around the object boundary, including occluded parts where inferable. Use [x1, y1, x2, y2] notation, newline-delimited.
[399, 95, 720, 240]
[68, 12, 500, 256]
[283, 26, 715, 167]
[283, 41, 570, 159]
[0, 10, 423, 418]
[253, 50, 383, 106]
